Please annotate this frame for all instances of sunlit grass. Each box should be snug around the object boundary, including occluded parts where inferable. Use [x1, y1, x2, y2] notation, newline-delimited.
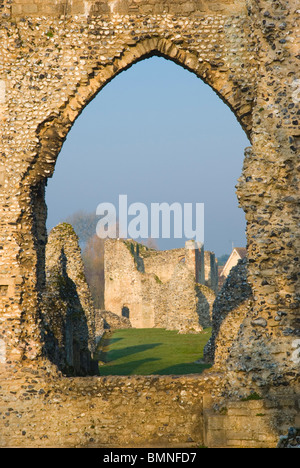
[95, 328, 212, 376]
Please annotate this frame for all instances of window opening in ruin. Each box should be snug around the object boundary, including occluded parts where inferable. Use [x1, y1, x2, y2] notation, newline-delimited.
[122, 306, 130, 319]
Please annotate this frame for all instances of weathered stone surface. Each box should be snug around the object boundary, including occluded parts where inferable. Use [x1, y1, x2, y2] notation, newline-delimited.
[204, 251, 219, 293]
[204, 257, 253, 365]
[277, 427, 300, 448]
[0, 1, 257, 363]
[42, 223, 103, 375]
[96, 309, 132, 332]
[0, 360, 291, 448]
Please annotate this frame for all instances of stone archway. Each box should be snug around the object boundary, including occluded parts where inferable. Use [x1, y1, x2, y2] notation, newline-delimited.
[0, 0, 299, 414]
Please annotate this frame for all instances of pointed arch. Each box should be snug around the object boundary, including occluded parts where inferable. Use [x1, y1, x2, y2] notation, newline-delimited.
[15, 33, 254, 362]
[27, 36, 252, 187]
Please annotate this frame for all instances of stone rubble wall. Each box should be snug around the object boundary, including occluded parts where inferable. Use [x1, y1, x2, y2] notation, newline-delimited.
[204, 257, 253, 365]
[42, 223, 104, 375]
[204, 251, 219, 293]
[1, 361, 299, 448]
[95, 309, 132, 333]
[203, 395, 299, 449]
[0, 363, 216, 448]
[277, 427, 300, 448]
[8, 0, 247, 18]
[196, 283, 216, 327]
[142, 245, 203, 284]
[157, 262, 204, 333]
[0, 362, 292, 448]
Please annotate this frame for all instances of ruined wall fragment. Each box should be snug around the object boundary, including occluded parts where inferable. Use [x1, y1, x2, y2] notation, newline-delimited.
[204, 251, 219, 293]
[204, 257, 253, 365]
[104, 239, 215, 333]
[42, 223, 103, 375]
[95, 309, 132, 332]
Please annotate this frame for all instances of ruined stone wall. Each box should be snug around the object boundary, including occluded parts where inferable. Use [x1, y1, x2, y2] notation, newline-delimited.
[8, 0, 247, 18]
[0, 362, 219, 448]
[42, 223, 103, 375]
[156, 261, 206, 333]
[1, 360, 298, 448]
[104, 239, 147, 327]
[232, 0, 300, 394]
[204, 258, 253, 365]
[95, 309, 132, 332]
[142, 246, 191, 283]
[104, 239, 214, 332]
[133, 240, 207, 285]
[196, 283, 216, 327]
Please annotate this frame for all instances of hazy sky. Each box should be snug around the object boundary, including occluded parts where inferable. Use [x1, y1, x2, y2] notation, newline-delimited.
[46, 56, 250, 256]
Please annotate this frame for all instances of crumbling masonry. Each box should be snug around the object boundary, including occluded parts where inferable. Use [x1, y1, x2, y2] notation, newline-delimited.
[42, 223, 103, 375]
[0, 0, 299, 448]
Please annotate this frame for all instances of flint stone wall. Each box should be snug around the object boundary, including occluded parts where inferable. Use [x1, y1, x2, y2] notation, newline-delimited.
[204, 257, 253, 364]
[0, 363, 291, 449]
[42, 223, 103, 375]
[204, 251, 219, 293]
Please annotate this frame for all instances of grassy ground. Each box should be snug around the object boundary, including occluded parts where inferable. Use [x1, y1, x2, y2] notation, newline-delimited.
[95, 328, 212, 376]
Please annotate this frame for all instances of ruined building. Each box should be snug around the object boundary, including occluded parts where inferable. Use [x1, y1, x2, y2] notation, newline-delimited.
[0, 0, 299, 449]
[104, 239, 218, 332]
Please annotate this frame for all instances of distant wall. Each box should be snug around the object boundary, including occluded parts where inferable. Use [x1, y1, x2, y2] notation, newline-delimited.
[104, 239, 215, 333]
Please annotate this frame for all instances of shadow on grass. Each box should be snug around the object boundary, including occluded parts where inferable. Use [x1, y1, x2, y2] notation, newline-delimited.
[156, 361, 212, 375]
[98, 358, 161, 376]
[95, 329, 213, 376]
[109, 337, 124, 345]
[106, 343, 162, 362]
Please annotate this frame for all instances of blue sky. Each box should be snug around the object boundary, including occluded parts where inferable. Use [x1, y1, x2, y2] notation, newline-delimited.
[46, 56, 250, 256]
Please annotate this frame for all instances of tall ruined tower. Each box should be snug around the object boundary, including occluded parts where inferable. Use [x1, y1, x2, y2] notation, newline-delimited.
[184, 240, 205, 285]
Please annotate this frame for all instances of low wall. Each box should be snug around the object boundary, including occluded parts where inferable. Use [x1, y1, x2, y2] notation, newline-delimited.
[0, 362, 295, 448]
[0, 363, 213, 448]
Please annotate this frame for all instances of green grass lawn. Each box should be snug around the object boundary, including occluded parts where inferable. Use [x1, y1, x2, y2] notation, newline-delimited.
[95, 328, 212, 376]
